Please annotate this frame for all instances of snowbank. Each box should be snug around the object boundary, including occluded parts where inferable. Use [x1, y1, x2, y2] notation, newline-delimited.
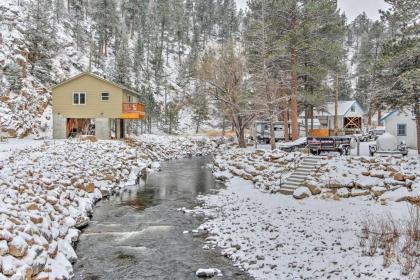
[193, 177, 414, 279]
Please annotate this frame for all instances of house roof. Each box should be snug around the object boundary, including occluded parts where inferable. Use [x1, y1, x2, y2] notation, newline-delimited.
[380, 111, 396, 122]
[52, 72, 140, 97]
[300, 101, 363, 117]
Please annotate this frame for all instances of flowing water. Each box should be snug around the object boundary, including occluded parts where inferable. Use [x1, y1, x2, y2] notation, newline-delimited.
[74, 157, 250, 280]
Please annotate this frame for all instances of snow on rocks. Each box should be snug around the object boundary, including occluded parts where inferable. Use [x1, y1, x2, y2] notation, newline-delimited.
[212, 143, 304, 193]
[211, 143, 420, 203]
[292, 187, 311, 199]
[0, 136, 216, 279]
[309, 155, 420, 202]
[195, 268, 223, 278]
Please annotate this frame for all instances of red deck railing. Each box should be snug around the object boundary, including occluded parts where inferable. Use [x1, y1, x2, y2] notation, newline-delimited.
[122, 103, 145, 113]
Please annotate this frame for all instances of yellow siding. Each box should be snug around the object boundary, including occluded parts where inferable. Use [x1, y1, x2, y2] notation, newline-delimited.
[52, 75, 124, 118]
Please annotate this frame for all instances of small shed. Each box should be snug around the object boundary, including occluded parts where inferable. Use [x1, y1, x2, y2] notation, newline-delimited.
[301, 100, 365, 134]
[381, 110, 418, 149]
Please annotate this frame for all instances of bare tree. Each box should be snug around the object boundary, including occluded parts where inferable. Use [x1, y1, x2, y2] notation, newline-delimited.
[198, 42, 255, 148]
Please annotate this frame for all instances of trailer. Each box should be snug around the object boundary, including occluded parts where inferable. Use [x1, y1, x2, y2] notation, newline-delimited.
[307, 136, 353, 155]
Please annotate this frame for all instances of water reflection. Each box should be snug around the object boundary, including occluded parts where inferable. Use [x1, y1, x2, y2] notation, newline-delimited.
[74, 156, 250, 280]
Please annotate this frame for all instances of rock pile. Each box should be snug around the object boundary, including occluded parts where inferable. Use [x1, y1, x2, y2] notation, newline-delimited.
[212, 145, 420, 202]
[212, 144, 304, 193]
[0, 136, 216, 279]
[306, 156, 420, 202]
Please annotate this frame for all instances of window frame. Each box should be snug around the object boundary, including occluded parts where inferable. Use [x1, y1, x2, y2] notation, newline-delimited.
[397, 123, 407, 136]
[101, 92, 110, 101]
[73, 92, 86, 105]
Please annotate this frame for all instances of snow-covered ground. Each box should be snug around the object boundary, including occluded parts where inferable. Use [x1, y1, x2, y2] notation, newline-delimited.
[194, 177, 415, 279]
[0, 136, 216, 279]
[189, 143, 420, 279]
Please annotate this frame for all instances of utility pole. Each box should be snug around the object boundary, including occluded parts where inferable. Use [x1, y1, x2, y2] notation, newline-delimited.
[334, 74, 339, 136]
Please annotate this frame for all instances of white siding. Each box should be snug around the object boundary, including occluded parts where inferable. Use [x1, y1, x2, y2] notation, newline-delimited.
[383, 110, 417, 149]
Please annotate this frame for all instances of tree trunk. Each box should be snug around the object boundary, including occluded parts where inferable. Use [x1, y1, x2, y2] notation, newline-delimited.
[334, 74, 339, 135]
[196, 119, 200, 134]
[310, 105, 314, 131]
[416, 104, 420, 155]
[377, 109, 382, 126]
[304, 106, 308, 137]
[222, 117, 226, 136]
[368, 110, 372, 127]
[290, 48, 299, 140]
[238, 128, 246, 148]
[269, 113, 276, 150]
[283, 110, 289, 142]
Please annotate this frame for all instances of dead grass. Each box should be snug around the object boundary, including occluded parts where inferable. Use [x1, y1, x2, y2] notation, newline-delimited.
[204, 129, 237, 137]
[360, 206, 419, 276]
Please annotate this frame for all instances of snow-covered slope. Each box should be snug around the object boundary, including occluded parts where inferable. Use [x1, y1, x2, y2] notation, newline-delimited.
[0, 1, 100, 138]
[0, 0, 238, 138]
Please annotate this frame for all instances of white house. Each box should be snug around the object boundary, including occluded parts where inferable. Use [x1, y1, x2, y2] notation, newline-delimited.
[381, 110, 418, 149]
[300, 100, 365, 133]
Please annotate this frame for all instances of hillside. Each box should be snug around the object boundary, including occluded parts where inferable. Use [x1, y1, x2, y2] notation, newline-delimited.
[0, 0, 239, 138]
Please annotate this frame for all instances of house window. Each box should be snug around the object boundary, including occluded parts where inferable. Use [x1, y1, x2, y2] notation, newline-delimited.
[73, 92, 86, 105]
[101, 92, 110, 101]
[350, 105, 355, 112]
[397, 124, 406, 136]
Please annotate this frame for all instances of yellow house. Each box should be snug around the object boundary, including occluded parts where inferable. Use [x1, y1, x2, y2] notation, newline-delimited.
[52, 72, 145, 140]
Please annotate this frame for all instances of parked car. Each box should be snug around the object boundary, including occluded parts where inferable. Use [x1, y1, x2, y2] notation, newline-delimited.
[307, 136, 354, 155]
[359, 128, 386, 142]
[369, 132, 408, 156]
[254, 121, 306, 144]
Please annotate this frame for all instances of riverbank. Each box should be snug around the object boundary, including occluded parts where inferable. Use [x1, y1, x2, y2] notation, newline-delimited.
[191, 143, 419, 279]
[0, 135, 216, 279]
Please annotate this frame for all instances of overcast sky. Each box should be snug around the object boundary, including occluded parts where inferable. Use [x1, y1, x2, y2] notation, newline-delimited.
[235, 0, 390, 22]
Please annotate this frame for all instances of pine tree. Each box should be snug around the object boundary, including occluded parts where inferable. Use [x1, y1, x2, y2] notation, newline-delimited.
[25, 0, 57, 81]
[191, 84, 210, 133]
[113, 31, 132, 86]
[374, 0, 420, 153]
[245, 0, 281, 150]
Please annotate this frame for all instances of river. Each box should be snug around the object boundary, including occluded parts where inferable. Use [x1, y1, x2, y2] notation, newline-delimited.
[73, 156, 250, 280]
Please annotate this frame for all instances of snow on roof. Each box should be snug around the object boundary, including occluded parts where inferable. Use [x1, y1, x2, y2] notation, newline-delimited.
[300, 101, 362, 117]
[380, 111, 396, 122]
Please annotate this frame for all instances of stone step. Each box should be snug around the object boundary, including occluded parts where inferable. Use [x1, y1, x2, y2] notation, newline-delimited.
[298, 163, 316, 168]
[283, 182, 301, 187]
[295, 167, 315, 172]
[284, 178, 303, 184]
[299, 163, 316, 168]
[278, 186, 296, 195]
[288, 175, 307, 181]
[294, 170, 312, 175]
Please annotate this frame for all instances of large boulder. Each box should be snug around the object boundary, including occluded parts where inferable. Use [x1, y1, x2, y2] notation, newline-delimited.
[337, 188, 350, 198]
[371, 186, 387, 197]
[351, 189, 370, 197]
[304, 180, 321, 195]
[293, 187, 311, 199]
[393, 172, 405, 181]
[8, 235, 28, 257]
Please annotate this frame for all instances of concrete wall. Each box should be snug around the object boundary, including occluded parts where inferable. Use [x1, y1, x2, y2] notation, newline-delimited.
[95, 118, 111, 140]
[383, 111, 417, 149]
[53, 113, 66, 139]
